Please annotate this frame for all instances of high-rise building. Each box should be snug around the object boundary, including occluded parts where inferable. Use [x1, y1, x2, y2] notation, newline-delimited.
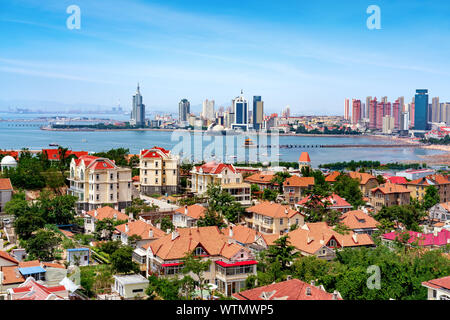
[382, 115, 395, 134]
[398, 96, 405, 112]
[253, 96, 264, 131]
[414, 89, 429, 130]
[376, 102, 384, 130]
[178, 99, 190, 124]
[232, 90, 249, 130]
[393, 99, 401, 129]
[365, 96, 372, 120]
[400, 112, 409, 131]
[369, 97, 378, 130]
[344, 99, 350, 120]
[440, 103, 450, 125]
[432, 97, 440, 123]
[352, 100, 361, 125]
[202, 99, 215, 121]
[383, 102, 391, 117]
[130, 83, 146, 127]
[381, 96, 388, 104]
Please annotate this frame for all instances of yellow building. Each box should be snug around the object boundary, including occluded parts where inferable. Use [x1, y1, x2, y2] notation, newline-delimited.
[245, 201, 305, 235]
[67, 155, 132, 212]
[139, 147, 179, 196]
[404, 175, 450, 202]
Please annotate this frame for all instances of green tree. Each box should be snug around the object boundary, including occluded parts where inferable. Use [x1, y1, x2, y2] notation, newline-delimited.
[110, 246, 139, 274]
[182, 251, 212, 300]
[423, 185, 440, 211]
[94, 218, 116, 241]
[156, 216, 174, 232]
[24, 228, 62, 261]
[266, 235, 299, 271]
[262, 188, 278, 202]
[333, 174, 364, 209]
[270, 171, 291, 193]
[197, 207, 226, 228]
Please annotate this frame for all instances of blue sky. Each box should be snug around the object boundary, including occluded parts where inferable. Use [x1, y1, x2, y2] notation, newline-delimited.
[1, 0, 450, 115]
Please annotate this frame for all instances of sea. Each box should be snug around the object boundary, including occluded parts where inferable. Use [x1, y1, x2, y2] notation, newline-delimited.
[0, 113, 445, 167]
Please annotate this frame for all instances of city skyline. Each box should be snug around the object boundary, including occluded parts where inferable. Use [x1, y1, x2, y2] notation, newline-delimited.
[1, 0, 450, 115]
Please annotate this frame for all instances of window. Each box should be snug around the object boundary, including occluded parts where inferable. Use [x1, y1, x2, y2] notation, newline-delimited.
[96, 184, 99, 191]
[110, 194, 113, 201]
[155, 161, 159, 168]
[328, 239, 337, 247]
[96, 194, 99, 201]
[173, 170, 176, 175]
[194, 247, 207, 256]
[96, 174, 99, 180]
[156, 178, 158, 183]
[132, 289, 144, 293]
[110, 173, 113, 180]
[128, 182, 131, 188]
[279, 218, 283, 225]
[110, 184, 113, 190]
[433, 290, 437, 298]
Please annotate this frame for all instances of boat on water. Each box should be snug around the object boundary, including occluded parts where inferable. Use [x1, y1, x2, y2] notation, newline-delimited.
[243, 138, 257, 148]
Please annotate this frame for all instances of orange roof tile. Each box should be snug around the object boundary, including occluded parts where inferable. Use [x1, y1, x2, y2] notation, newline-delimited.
[246, 201, 303, 219]
[0, 250, 19, 265]
[222, 225, 261, 244]
[422, 275, 450, 291]
[233, 278, 342, 300]
[175, 204, 206, 220]
[371, 183, 410, 195]
[283, 175, 315, 187]
[143, 226, 249, 261]
[244, 172, 275, 184]
[325, 171, 341, 182]
[298, 152, 311, 163]
[115, 220, 165, 240]
[340, 210, 379, 230]
[85, 206, 129, 221]
[348, 172, 378, 185]
[0, 178, 13, 190]
[0, 265, 25, 285]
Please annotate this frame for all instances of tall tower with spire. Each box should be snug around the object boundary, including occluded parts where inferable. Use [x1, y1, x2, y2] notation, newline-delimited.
[131, 83, 145, 126]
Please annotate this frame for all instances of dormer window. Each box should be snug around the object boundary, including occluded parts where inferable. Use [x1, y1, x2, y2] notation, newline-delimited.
[194, 246, 206, 256]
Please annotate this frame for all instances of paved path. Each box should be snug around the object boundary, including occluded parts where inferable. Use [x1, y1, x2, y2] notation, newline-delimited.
[139, 195, 179, 211]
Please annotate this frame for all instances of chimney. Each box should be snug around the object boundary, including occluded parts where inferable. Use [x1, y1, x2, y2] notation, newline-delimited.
[228, 239, 233, 245]
[171, 230, 179, 240]
[184, 205, 188, 215]
[128, 212, 133, 221]
[305, 287, 311, 296]
[352, 233, 358, 244]
[284, 208, 288, 215]
[113, 213, 117, 220]
[149, 229, 153, 238]
[125, 224, 129, 233]
[166, 229, 171, 234]
[94, 210, 98, 217]
[310, 280, 315, 286]
[286, 275, 292, 280]
[332, 290, 339, 300]
[229, 226, 233, 238]
[156, 223, 161, 229]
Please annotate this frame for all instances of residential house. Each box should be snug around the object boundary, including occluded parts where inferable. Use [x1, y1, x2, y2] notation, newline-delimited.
[245, 201, 305, 234]
[172, 204, 206, 228]
[190, 162, 250, 205]
[429, 202, 450, 222]
[0, 178, 13, 213]
[422, 275, 450, 300]
[340, 210, 379, 235]
[244, 172, 276, 191]
[112, 274, 148, 299]
[142, 226, 257, 297]
[66, 248, 90, 266]
[369, 183, 411, 212]
[0, 251, 18, 269]
[382, 229, 450, 249]
[287, 222, 375, 261]
[221, 225, 268, 252]
[404, 174, 450, 203]
[283, 175, 315, 205]
[42, 149, 88, 161]
[6, 277, 69, 300]
[114, 219, 166, 248]
[139, 147, 179, 196]
[325, 171, 341, 183]
[233, 278, 342, 300]
[296, 193, 353, 213]
[348, 171, 379, 197]
[67, 155, 133, 212]
[83, 206, 130, 234]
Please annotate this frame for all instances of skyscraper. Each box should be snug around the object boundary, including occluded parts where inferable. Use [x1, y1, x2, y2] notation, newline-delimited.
[130, 83, 145, 127]
[365, 96, 372, 120]
[414, 89, 429, 130]
[178, 99, 190, 124]
[201, 99, 215, 121]
[432, 97, 440, 122]
[232, 90, 249, 130]
[352, 100, 361, 125]
[376, 102, 384, 130]
[253, 96, 264, 131]
[393, 99, 400, 129]
[344, 99, 350, 120]
[369, 97, 377, 130]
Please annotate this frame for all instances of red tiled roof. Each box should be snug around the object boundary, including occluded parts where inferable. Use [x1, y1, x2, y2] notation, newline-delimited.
[215, 260, 257, 267]
[175, 204, 206, 220]
[348, 172, 378, 185]
[325, 171, 341, 182]
[298, 152, 311, 163]
[244, 172, 275, 185]
[340, 210, 379, 230]
[0, 151, 19, 160]
[0, 178, 13, 190]
[371, 183, 410, 195]
[283, 175, 315, 187]
[233, 279, 342, 300]
[115, 220, 165, 240]
[85, 206, 129, 221]
[42, 149, 88, 160]
[0, 250, 19, 265]
[422, 275, 450, 291]
[195, 161, 236, 174]
[386, 176, 408, 184]
[297, 193, 352, 209]
[246, 201, 303, 219]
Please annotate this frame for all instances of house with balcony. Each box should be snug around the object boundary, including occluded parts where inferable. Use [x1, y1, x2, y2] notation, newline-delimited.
[404, 174, 450, 203]
[245, 201, 305, 234]
[142, 226, 257, 297]
[286, 222, 375, 261]
[190, 162, 251, 205]
[67, 155, 133, 212]
[283, 175, 315, 205]
[139, 147, 179, 196]
[369, 183, 411, 212]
